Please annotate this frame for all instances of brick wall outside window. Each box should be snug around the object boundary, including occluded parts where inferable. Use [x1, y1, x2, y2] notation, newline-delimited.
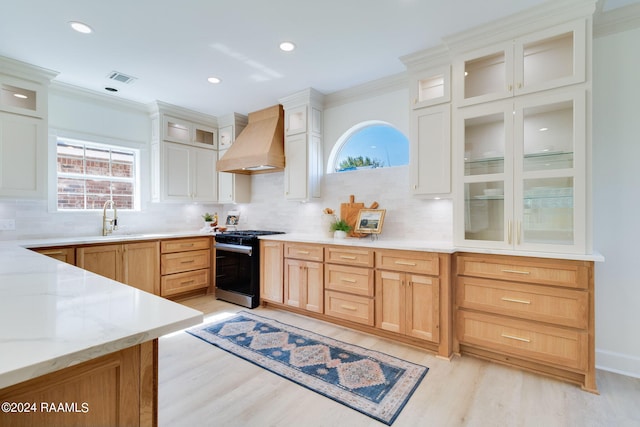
[57, 139, 137, 210]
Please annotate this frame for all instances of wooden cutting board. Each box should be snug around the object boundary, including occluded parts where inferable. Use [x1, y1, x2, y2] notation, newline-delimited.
[340, 195, 366, 237]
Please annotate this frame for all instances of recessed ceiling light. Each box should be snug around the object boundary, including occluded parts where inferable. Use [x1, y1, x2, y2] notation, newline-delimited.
[207, 77, 221, 84]
[13, 93, 28, 99]
[539, 127, 549, 131]
[69, 21, 93, 34]
[279, 41, 296, 52]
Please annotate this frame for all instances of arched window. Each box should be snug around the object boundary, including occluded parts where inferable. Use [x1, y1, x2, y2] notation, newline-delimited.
[327, 121, 409, 173]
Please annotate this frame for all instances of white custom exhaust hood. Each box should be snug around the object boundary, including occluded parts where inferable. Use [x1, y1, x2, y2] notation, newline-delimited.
[216, 104, 285, 174]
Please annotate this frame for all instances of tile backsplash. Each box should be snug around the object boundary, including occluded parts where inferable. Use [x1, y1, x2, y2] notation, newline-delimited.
[0, 166, 452, 243]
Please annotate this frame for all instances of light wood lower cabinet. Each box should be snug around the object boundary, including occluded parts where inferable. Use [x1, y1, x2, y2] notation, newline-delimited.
[32, 247, 75, 265]
[0, 340, 157, 427]
[260, 240, 284, 303]
[375, 269, 439, 342]
[284, 258, 323, 313]
[77, 241, 160, 295]
[455, 253, 596, 392]
[160, 237, 211, 298]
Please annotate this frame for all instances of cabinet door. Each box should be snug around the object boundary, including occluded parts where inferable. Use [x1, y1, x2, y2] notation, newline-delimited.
[0, 113, 45, 198]
[285, 105, 307, 135]
[410, 104, 451, 196]
[284, 259, 304, 308]
[260, 241, 284, 303]
[406, 274, 439, 342]
[0, 76, 45, 118]
[163, 115, 191, 144]
[410, 65, 451, 109]
[192, 147, 216, 202]
[76, 244, 122, 282]
[455, 101, 514, 249]
[217, 149, 251, 204]
[375, 270, 404, 334]
[284, 133, 308, 200]
[304, 261, 323, 313]
[193, 124, 217, 149]
[163, 142, 192, 201]
[122, 242, 159, 295]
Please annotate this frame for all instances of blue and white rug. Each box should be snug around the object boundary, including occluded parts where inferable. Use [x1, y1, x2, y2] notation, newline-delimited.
[186, 311, 428, 425]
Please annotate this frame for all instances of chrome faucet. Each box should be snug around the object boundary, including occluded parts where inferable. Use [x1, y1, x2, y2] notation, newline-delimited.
[102, 200, 118, 236]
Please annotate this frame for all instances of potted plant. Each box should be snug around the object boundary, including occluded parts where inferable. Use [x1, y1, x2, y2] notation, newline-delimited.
[201, 212, 217, 228]
[330, 219, 352, 239]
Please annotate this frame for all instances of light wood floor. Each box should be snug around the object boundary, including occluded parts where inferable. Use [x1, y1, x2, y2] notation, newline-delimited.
[159, 295, 640, 427]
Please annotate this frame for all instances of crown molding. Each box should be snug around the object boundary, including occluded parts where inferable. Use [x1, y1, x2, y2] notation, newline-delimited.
[149, 100, 218, 125]
[279, 87, 325, 109]
[323, 72, 408, 109]
[444, 0, 597, 54]
[0, 55, 58, 84]
[400, 44, 451, 71]
[50, 81, 151, 114]
[594, 2, 640, 37]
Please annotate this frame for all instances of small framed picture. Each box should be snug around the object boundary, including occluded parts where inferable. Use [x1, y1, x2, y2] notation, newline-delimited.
[355, 209, 386, 234]
[225, 210, 240, 226]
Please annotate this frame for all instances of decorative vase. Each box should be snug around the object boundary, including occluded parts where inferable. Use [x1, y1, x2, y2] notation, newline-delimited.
[321, 213, 336, 238]
[334, 230, 347, 239]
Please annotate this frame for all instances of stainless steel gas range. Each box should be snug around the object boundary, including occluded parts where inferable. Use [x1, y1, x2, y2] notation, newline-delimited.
[214, 230, 284, 308]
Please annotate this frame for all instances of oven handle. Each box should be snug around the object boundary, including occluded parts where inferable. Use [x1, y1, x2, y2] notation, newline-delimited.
[215, 243, 253, 256]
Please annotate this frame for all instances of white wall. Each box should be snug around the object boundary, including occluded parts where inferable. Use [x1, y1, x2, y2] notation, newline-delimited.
[592, 26, 640, 377]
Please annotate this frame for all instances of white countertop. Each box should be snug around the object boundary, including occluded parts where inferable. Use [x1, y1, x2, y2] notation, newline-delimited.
[0, 237, 204, 389]
[259, 233, 605, 262]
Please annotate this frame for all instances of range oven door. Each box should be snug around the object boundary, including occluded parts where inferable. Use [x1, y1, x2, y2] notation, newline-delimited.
[215, 242, 259, 308]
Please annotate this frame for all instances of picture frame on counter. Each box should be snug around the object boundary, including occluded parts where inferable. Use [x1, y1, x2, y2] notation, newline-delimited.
[355, 209, 386, 234]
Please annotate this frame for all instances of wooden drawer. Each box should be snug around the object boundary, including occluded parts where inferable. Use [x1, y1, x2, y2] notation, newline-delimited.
[325, 264, 373, 296]
[376, 250, 439, 275]
[161, 269, 210, 297]
[284, 243, 323, 262]
[457, 276, 588, 329]
[161, 249, 210, 275]
[457, 310, 587, 370]
[325, 290, 374, 326]
[456, 254, 589, 289]
[161, 237, 211, 254]
[325, 246, 374, 267]
[32, 247, 75, 265]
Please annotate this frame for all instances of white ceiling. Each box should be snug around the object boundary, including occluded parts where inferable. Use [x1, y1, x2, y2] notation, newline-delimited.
[0, 0, 633, 117]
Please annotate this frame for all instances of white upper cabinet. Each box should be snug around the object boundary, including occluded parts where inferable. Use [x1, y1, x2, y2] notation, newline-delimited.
[410, 65, 451, 109]
[216, 113, 250, 204]
[453, 20, 586, 107]
[0, 75, 47, 119]
[162, 114, 217, 149]
[454, 88, 586, 253]
[284, 105, 307, 136]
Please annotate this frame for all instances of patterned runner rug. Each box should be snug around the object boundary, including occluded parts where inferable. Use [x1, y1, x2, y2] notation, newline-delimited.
[187, 311, 428, 425]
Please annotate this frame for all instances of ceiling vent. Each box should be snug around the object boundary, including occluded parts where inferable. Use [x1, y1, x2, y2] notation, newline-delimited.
[107, 71, 137, 84]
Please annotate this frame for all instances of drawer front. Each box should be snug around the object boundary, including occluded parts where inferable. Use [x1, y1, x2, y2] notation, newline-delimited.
[161, 249, 210, 275]
[324, 290, 374, 326]
[457, 311, 587, 370]
[162, 237, 211, 253]
[457, 254, 589, 289]
[376, 250, 439, 275]
[325, 264, 373, 296]
[161, 269, 210, 297]
[457, 276, 588, 329]
[285, 243, 323, 262]
[325, 247, 374, 267]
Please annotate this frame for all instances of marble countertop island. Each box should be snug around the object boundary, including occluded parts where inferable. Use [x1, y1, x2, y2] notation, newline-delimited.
[0, 241, 203, 389]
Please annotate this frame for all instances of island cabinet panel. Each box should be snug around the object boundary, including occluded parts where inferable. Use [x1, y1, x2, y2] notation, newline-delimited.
[160, 237, 211, 298]
[455, 252, 596, 392]
[0, 340, 157, 427]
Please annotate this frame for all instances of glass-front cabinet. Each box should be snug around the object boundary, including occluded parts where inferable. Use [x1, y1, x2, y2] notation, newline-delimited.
[455, 88, 585, 253]
[453, 20, 586, 107]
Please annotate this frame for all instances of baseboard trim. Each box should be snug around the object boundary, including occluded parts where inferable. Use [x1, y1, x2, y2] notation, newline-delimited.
[596, 349, 640, 379]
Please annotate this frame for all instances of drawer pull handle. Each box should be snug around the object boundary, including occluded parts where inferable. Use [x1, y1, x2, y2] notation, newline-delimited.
[44, 251, 64, 255]
[395, 261, 417, 266]
[340, 255, 357, 260]
[297, 250, 310, 254]
[180, 260, 195, 264]
[340, 278, 357, 283]
[340, 304, 357, 311]
[501, 333, 531, 343]
[501, 269, 530, 275]
[180, 244, 195, 247]
[180, 280, 195, 285]
[501, 297, 531, 305]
